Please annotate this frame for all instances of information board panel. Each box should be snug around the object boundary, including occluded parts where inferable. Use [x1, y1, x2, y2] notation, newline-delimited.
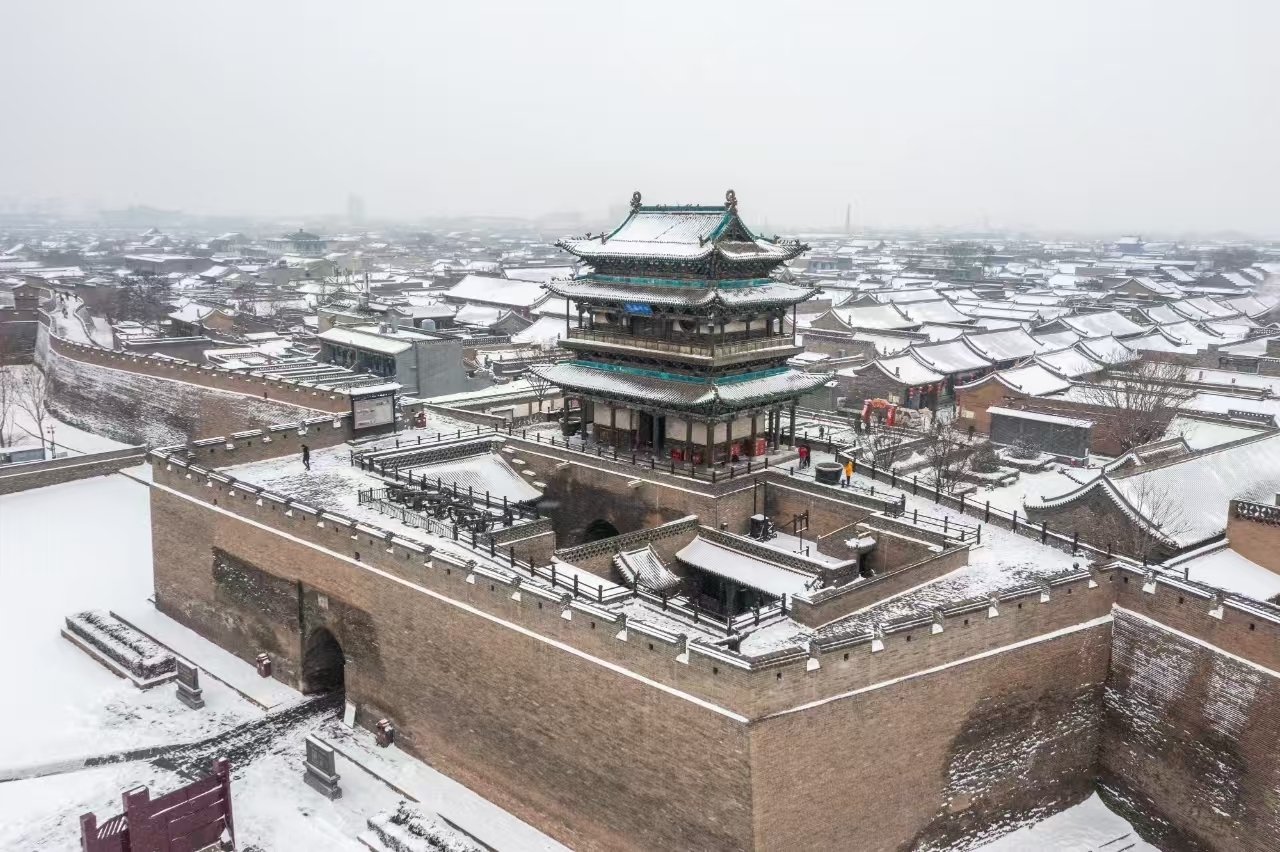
[353, 394, 394, 429]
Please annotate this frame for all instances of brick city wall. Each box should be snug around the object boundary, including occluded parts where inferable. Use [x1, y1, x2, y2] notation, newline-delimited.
[45, 331, 351, 413]
[149, 464, 755, 852]
[1099, 604, 1280, 852]
[750, 620, 1111, 851]
[38, 327, 324, 447]
[148, 447, 1280, 852]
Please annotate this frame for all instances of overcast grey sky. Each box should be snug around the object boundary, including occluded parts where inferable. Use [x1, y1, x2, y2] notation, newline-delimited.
[3, 1, 1277, 235]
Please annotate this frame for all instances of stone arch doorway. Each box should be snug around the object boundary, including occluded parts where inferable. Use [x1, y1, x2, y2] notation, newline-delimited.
[302, 628, 345, 694]
[581, 518, 620, 544]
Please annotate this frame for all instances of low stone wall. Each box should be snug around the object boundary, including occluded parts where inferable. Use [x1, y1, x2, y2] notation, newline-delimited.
[790, 544, 970, 628]
[0, 445, 148, 494]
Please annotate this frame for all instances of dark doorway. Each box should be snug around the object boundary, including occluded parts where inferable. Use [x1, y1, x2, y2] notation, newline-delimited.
[302, 628, 345, 694]
[582, 518, 620, 544]
[638, 411, 653, 449]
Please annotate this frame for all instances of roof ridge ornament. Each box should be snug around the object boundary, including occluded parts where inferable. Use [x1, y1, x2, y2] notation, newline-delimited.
[630, 191, 642, 212]
[725, 189, 738, 213]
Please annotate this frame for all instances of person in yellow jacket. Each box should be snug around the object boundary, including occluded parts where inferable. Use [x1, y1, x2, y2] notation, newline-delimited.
[842, 459, 853, 487]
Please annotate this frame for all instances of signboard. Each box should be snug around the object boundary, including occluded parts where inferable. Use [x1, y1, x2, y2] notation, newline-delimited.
[352, 392, 395, 430]
[623, 302, 652, 315]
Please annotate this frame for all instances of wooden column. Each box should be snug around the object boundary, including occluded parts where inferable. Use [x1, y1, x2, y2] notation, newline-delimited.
[609, 405, 617, 449]
[750, 411, 758, 453]
[705, 420, 715, 468]
[685, 416, 693, 458]
[788, 402, 797, 448]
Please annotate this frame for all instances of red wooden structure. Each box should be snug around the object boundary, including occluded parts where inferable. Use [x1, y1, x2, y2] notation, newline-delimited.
[80, 757, 235, 852]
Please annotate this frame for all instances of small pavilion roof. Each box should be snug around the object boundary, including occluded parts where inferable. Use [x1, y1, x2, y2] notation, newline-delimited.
[557, 202, 804, 266]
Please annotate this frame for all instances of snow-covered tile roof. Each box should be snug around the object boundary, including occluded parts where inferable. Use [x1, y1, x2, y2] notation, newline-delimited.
[1076, 335, 1137, 365]
[531, 362, 830, 409]
[510, 315, 565, 346]
[1110, 432, 1280, 547]
[908, 339, 992, 374]
[899, 299, 973, 325]
[446, 274, 546, 308]
[859, 354, 945, 386]
[614, 546, 682, 594]
[676, 536, 815, 600]
[987, 406, 1094, 429]
[1060, 311, 1148, 338]
[965, 363, 1072, 396]
[317, 326, 413, 355]
[962, 328, 1047, 362]
[836, 303, 918, 330]
[1035, 347, 1104, 379]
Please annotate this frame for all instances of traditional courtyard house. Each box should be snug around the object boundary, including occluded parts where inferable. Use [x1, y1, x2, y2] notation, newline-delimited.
[1106, 276, 1184, 302]
[1023, 430, 1280, 561]
[838, 354, 947, 412]
[532, 191, 829, 463]
[905, 338, 994, 404]
[955, 362, 1073, 433]
[167, 300, 236, 336]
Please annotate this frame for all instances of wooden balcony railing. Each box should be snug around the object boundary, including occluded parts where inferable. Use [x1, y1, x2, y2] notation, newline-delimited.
[564, 327, 796, 359]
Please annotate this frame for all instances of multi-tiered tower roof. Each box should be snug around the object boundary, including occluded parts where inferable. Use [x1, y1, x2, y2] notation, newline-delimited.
[533, 191, 829, 466]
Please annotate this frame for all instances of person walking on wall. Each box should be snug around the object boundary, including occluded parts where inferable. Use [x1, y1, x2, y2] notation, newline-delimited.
[797, 444, 809, 469]
[302, 443, 311, 471]
[843, 458, 853, 487]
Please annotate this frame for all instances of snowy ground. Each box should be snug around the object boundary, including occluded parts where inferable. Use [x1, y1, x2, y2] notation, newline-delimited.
[0, 475, 258, 769]
[785, 450, 1083, 640]
[0, 470, 567, 851]
[974, 462, 1102, 514]
[970, 794, 1158, 851]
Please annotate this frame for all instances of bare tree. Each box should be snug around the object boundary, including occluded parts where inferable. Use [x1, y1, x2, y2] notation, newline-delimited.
[1096, 476, 1188, 564]
[526, 372, 555, 415]
[922, 419, 977, 494]
[16, 367, 51, 453]
[0, 367, 17, 448]
[1076, 359, 1195, 452]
